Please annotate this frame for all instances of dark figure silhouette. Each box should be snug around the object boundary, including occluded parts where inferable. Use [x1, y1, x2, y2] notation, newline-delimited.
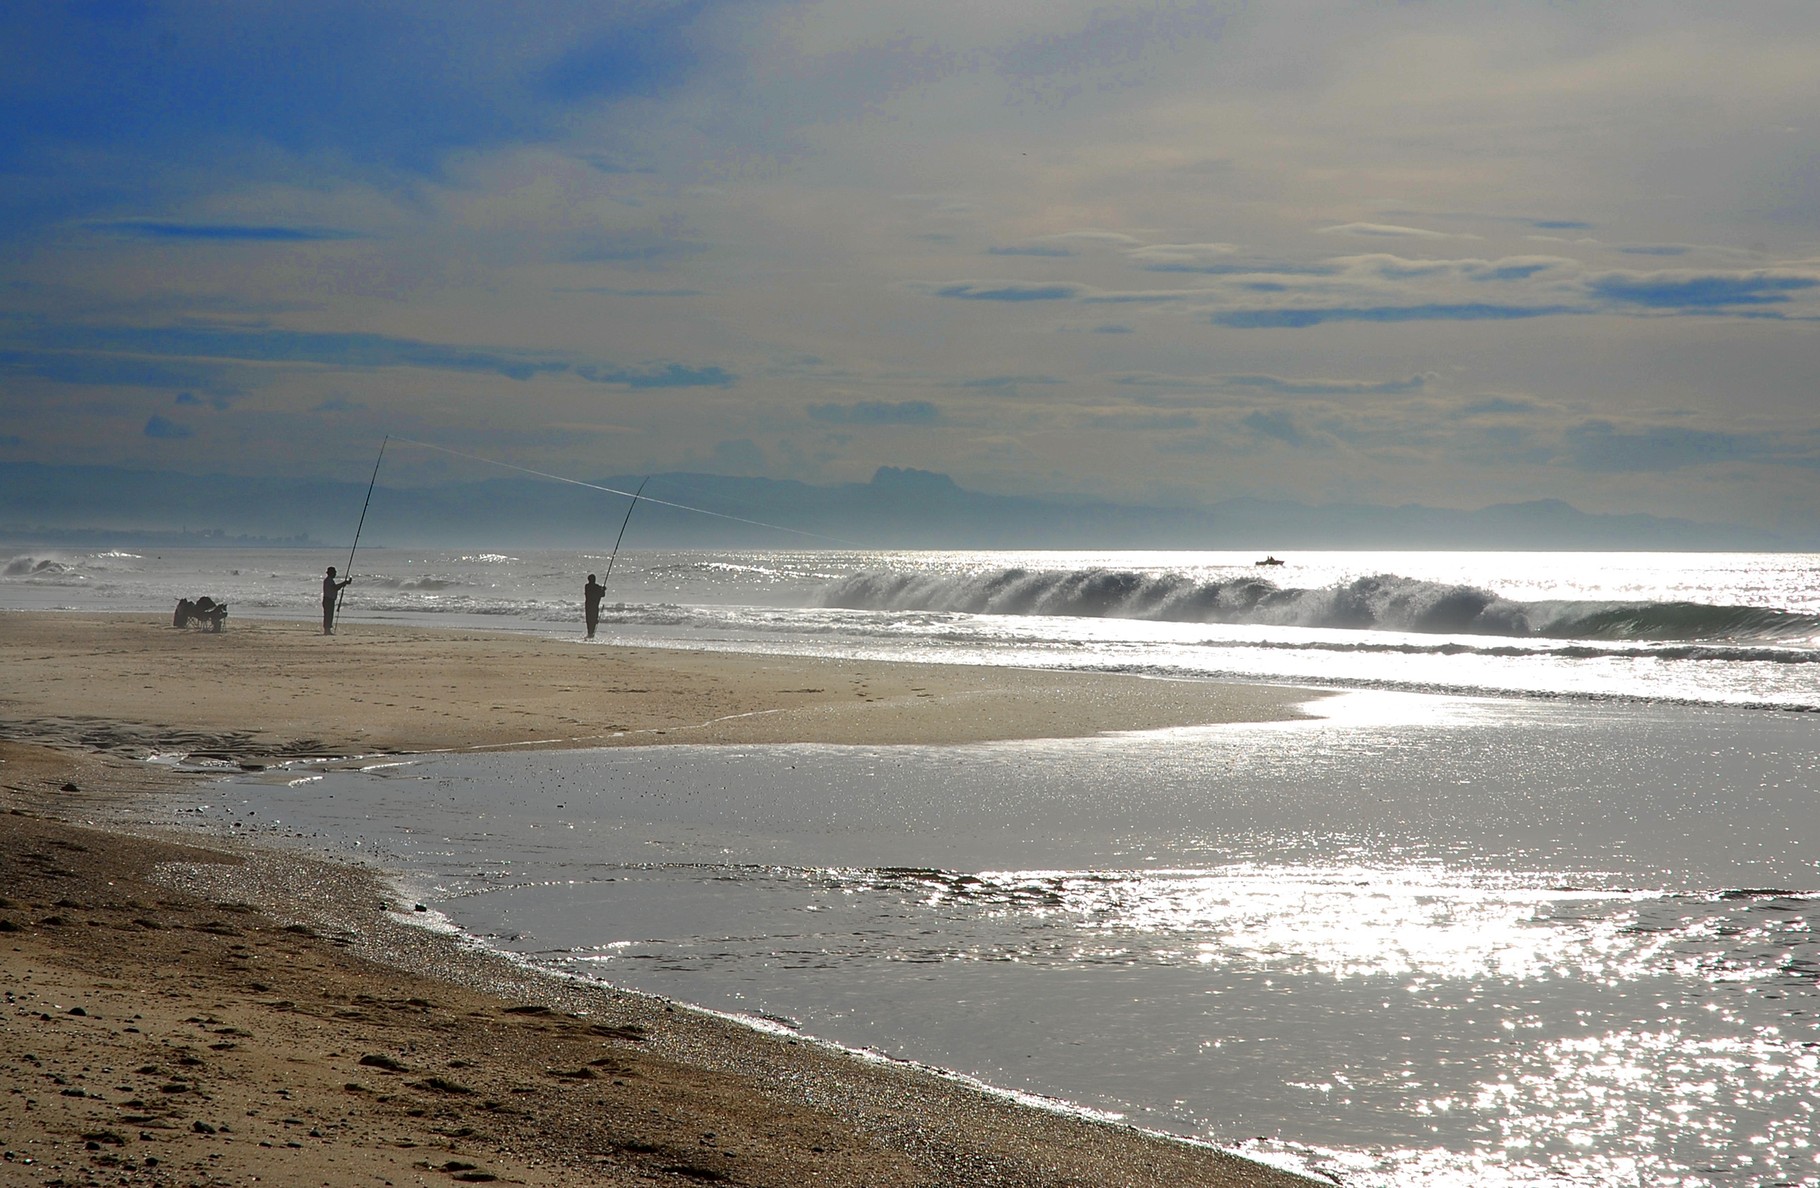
[192, 595, 227, 631]
[583, 573, 607, 639]
[322, 566, 352, 635]
[174, 597, 229, 631]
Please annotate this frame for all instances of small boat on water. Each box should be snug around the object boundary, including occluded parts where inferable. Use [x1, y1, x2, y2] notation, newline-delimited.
[1255, 555, 1285, 566]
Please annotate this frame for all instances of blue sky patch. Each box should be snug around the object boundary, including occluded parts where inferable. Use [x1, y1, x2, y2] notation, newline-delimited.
[1588, 273, 1819, 308]
[98, 221, 362, 242]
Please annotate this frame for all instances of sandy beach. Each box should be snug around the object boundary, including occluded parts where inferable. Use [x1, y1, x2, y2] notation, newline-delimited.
[2, 612, 1320, 1187]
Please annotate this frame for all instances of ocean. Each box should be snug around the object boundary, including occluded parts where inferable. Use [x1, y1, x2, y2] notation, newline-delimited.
[6, 545, 1819, 1186]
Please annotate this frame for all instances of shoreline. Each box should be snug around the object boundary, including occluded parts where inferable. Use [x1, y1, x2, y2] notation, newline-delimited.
[2, 612, 1323, 1186]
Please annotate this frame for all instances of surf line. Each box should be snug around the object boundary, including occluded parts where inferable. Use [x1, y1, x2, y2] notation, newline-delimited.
[382, 435, 862, 547]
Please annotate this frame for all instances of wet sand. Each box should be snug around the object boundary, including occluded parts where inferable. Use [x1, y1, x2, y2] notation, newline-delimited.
[1, 612, 1320, 1186]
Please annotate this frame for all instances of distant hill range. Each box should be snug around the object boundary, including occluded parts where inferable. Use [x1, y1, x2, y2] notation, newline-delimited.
[0, 461, 1803, 550]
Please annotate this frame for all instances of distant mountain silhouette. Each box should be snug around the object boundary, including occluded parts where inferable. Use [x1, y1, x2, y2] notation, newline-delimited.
[0, 460, 1800, 550]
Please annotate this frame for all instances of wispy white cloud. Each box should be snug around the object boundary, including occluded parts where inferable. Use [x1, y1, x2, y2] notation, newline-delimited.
[1318, 223, 1474, 240]
[918, 254, 1820, 330]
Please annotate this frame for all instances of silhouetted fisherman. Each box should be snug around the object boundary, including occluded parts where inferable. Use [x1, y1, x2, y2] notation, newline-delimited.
[583, 573, 607, 639]
[322, 566, 352, 635]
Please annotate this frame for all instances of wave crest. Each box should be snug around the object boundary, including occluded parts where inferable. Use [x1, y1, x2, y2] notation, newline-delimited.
[1, 555, 82, 580]
[819, 568, 1820, 644]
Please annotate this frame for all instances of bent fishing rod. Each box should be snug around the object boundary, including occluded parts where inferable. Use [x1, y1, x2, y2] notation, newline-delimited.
[602, 476, 648, 583]
[338, 435, 388, 617]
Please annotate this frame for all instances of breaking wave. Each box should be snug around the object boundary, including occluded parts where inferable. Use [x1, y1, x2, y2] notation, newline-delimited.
[820, 568, 1820, 645]
[1, 554, 84, 581]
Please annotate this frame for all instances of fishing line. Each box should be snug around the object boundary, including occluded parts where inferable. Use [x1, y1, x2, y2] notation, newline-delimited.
[385, 435, 861, 546]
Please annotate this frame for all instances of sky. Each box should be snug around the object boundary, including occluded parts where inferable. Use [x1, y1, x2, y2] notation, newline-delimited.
[3, 1, 1820, 533]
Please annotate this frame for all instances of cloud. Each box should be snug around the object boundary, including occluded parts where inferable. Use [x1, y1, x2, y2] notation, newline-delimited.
[1318, 223, 1469, 240]
[932, 281, 1083, 301]
[566, 232, 702, 263]
[947, 375, 1062, 390]
[924, 254, 1820, 334]
[143, 415, 192, 439]
[1457, 396, 1546, 417]
[1223, 373, 1430, 396]
[1560, 420, 1784, 472]
[1083, 410, 1197, 430]
[0, 347, 241, 394]
[94, 220, 362, 242]
[17, 325, 734, 387]
[1126, 255, 1820, 330]
[564, 287, 706, 298]
[1139, 260, 1336, 277]
[1125, 243, 1240, 268]
[1333, 254, 1574, 283]
[992, 2, 1230, 84]
[1382, 211, 1596, 233]
[1467, 260, 1560, 282]
[1114, 371, 1432, 398]
[0, 434, 25, 448]
[1242, 409, 1316, 446]
[710, 438, 766, 473]
[1214, 303, 1579, 328]
[575, 363, 735, 388]
[10, 3, 1820, 530]
[1587, 270, 1820, 308]
[31, 324, 568, 380]
[1077, 290, 1194, 304]
[1045, 232, 1145, 248]
[806, 400, 941, 425]
[1114, 373, 1212, 390]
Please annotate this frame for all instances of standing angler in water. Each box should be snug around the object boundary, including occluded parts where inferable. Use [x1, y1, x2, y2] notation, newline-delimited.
[583, 572, 606, 639]
[321, 566, 352, 635]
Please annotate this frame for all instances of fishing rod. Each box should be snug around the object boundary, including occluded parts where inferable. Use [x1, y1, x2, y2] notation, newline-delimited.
[602, 476, 648, 583]
[384, 435, 860, 547]
[339, 435, 388, 617]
